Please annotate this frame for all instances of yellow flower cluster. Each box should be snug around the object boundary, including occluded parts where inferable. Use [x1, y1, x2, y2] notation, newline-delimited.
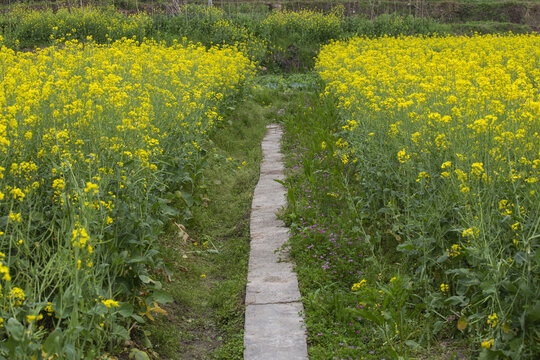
[0, 36, 254, 342]
[0, 252, 10, 282]
[72, 224, 91, 249]
[440, 283, 449, 294]
[101, 299, 119, 308]
[0, 37, 254, 239]
[351, 279, 367, 291]
[481, 338, 494, 349]
[447, 244, 462, 258]
[487, 312, 499, 328]
[317, 35, 539, 199]
[7, 287, 25, 307]
[317, 34, 539, 355]
[462, 227, 480, 239]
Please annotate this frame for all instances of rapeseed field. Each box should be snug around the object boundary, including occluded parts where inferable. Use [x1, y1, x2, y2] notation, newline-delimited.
[0, 36, 254, 357]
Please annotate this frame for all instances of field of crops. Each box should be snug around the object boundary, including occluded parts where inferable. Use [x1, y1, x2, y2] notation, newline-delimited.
[0, 36, 254, 357]
[0, 3, 538, 359]
[282, 33, 538, 359]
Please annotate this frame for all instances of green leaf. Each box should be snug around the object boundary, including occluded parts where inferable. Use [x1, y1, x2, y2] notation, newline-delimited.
[42, 328, 64, 356]
[128, 257, 150, 264]
[356, 309, 384, 326]
[112, 323, 129, 340]
[64, 344, 77, 360]
[381, 310, 393, 321]
[436, 253, 449, 263]
[525, 300, 540, 322]
[6, 318, 24, 341]
[180, 191, 194, 207]
[446, 295, 469, 306]
[396, 243, 417, 253]
[514, 251, 527, 265]
[92, 303, 108, 316]
[141, 331, 153, 348]
[130, 314, 145, 323]
[129, 349, 150, 360]
[139, 275, 154, 284]
[478, 348, 497, 360]
[405, 340, 421, 350]
[117, 303, 134, 317]
[151, 289, 173, 304]
[432, 320, 444, 334]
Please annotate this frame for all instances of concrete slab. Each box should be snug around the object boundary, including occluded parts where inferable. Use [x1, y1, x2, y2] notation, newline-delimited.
[244, 124, 308, 360]
[246, 275, 302, 305]
[244, 303, 307, 360]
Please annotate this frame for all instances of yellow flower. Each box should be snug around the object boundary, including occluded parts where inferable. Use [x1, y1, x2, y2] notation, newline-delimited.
[27, 314, 43, 323]
[416, 171, 430, 183]
[499, 200, 513, 215]
[44, 302, 54, 316]
[481, 339, 494, 349]
[447, 244, 462, 257]
[455, 169, 468, 182]
[8, 287, 25, 306]
[462, 227, 480, 238]
[8, 212, 22, 223]
[397, 149, 410, 163]
[471, 162, 484, 177]
[10, 188, 25, 201]
[52, 178, 66, 191]
[101, 299, 119, 308]
[84, 182, 99, 195]
[72, 225, 90, 248]
[440, 283, 449, 294]
[351, 279, 367, 291]
[487, 313, 498, 327]
[0, 262, 10, 281]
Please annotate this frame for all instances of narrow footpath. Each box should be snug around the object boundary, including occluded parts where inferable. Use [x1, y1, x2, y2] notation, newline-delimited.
[243, 124, 309, 360]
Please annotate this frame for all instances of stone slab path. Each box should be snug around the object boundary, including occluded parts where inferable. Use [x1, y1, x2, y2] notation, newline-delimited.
[244, 124, 309, 360]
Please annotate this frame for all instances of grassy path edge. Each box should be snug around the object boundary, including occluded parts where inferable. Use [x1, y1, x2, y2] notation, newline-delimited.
[139, 78, 301, 359]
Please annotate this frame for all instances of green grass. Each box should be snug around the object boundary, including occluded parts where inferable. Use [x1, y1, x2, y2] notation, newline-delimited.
[139, 76, 312, 359]
[278, 78, 477, 360]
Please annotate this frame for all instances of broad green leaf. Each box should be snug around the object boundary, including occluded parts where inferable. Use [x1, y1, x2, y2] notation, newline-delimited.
[118, 302, 134, 317]
[129, 349, 150, 360]
[6, 318, 24, 341]
[151, 289, 173, 304]
[42, 328, 64, 356]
